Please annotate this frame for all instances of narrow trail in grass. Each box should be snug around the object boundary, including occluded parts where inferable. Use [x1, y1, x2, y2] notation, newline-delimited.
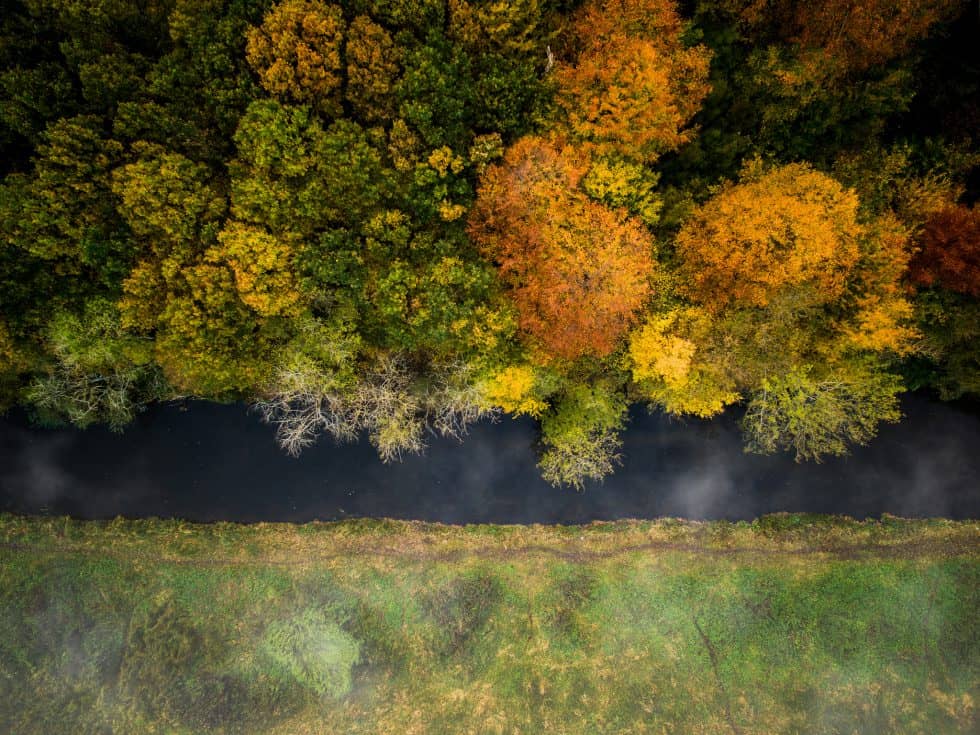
[3, 535, 977, 567]
[692, 614, 743, 735]
[3, 517, 977, 735]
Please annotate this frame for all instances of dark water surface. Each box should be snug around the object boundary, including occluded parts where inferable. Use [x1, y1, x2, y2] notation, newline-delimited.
[1, 392, 978, 523]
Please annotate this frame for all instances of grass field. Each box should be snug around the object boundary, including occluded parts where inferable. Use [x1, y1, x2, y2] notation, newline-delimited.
[1, 513, 978, 734]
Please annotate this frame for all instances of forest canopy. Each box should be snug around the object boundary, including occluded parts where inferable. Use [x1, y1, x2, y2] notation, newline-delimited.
[1, 0, 978, 486]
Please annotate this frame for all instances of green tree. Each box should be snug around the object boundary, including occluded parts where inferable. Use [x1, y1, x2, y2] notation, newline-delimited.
[0, 62, 76, 151]
[76, 49, 148, 109]
[11, 116, 126, 267]
[539, 382, 627, 488]
[340, 210, 499, 355]
[396, 35, 475, 150]
[147, 0, 265, 161]
[741, 364, 903, 462]
[913, 289, 980, 400]
[25, 298, 162, 430]
[448, 0, 553, 136]
[348, 0, 446, 35]
[581, 155, 663, 226]
[230, 100, 388, 235]
[111, 142, 226, 248]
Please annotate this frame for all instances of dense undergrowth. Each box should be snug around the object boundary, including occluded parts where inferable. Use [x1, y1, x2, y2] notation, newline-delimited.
[1, 513, 977, 733]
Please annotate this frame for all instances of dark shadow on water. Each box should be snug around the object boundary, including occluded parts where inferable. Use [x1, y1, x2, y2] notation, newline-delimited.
[1, 392, 978, 523]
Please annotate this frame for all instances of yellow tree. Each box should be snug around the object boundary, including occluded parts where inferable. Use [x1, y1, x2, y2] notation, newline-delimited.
[478, 364, 551, 418]
[212, 222, 303, 318]
[154, 263, 272, 396]
[246, 0, 345, 116]
[841, 213, 918, 355]
[469, 136, 656, 361]
[555, 0, 711, 162]
[627, 308, 740, 418]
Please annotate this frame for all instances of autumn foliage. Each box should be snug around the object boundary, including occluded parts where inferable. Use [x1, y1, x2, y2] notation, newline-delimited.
[468, 137, 656, 360]
[676, 162, 864, 310]
[910, 205, 980, 298]
[246, 0, 346, 116]
[555, 0, 711, 162]
[345, 16, 401, 123]
[789, 0, 960, 73]
[627, 308, 740, 418]
[1, 0, 977, 481]
[725, 0, 961, 74]
[214, 223, 303, 317]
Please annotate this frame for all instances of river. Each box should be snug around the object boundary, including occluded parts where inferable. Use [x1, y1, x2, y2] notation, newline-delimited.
[1, 392, 978, 523]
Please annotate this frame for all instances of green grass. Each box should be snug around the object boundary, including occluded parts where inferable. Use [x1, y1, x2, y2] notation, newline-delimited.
[0, 513, 977, 734]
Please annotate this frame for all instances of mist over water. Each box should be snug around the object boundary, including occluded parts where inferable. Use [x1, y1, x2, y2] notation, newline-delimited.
[1, 391, 978, 522]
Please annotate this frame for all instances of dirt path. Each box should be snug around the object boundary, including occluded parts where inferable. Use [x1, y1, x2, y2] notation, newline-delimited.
[2, 536, 977, 568]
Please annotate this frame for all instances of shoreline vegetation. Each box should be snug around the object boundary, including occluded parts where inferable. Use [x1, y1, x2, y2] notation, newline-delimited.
[2, 0, 980, 487]
[2, 513, 978, 733]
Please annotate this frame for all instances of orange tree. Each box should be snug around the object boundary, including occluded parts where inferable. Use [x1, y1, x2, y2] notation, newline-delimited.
[468, 136, 656, 361]
[788, 0, 961, 75]
[717, 0, 960, 74]
[554, 0, 711, 162]
[643, 161, 919, 459]
[675, 162, 865, 311]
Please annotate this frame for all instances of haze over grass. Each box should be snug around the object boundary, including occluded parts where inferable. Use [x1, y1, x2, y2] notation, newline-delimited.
[1, 514, 977, 733]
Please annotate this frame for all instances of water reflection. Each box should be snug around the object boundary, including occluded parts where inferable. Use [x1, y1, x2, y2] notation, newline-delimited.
[1, 393, 978, 522]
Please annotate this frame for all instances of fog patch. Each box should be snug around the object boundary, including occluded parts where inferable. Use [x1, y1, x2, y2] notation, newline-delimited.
[0, 430, 77, 508]
[260, 608, 360, 698]
[662, 460, 740, 520]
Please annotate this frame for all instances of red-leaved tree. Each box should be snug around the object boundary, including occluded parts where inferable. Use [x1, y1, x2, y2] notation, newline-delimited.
[910, 205, 980, 297]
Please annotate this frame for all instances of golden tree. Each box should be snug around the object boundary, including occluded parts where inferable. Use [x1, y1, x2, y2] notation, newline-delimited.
[469, 136, 656, 360]
[676, 162, 865, 311]
[246, 0, 345, 116]
[345, 15, 401, 122]
[555, 0, 711, 162]
[213, 222, 303, 318]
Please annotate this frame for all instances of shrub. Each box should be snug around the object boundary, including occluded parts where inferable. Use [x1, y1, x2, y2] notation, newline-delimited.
[260, 608, 360, 698]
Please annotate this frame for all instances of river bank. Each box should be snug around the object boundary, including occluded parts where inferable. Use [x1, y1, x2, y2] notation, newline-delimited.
[1, 514, 977, 734]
